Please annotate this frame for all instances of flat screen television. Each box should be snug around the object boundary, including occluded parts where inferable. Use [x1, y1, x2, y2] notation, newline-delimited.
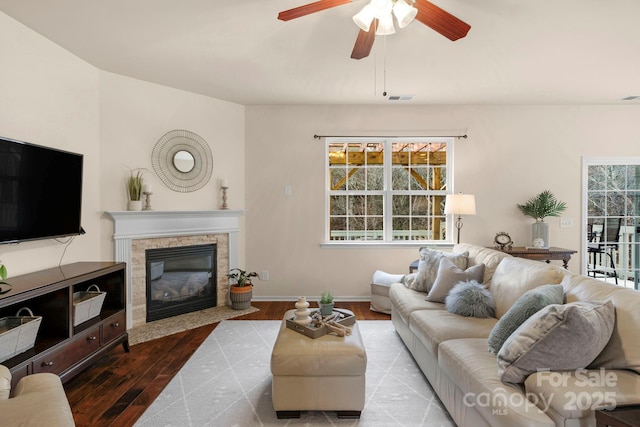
[0, 136, 84, 244]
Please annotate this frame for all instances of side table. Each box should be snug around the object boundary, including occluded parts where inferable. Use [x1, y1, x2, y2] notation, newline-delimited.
[596, 404, 640, 427]
[494, 246, 577, 269]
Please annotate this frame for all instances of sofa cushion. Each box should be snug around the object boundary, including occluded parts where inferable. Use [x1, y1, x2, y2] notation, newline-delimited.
[426, 257, 485, 302]
[389, 283, 445, 325]
[562, 274, 640, 374]
[438, 339, 555, 427]
[490, 257, 567, 319]
[497, 301, 615, 383]
[409, 248, 468, 293]
[525, 368, 640, 422]
[445, 280, 495, 318]
[453, 243, 512, 286]
[488, 284, 564, 354]
[409, 310, 497, 358]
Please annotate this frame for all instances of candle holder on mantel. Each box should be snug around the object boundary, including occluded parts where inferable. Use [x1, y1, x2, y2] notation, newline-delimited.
[143, 191, 153, 211]
[220, 186, 229, 210]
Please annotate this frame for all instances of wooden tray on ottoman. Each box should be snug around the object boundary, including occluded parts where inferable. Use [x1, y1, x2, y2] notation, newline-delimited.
[286, 308, 355, 339]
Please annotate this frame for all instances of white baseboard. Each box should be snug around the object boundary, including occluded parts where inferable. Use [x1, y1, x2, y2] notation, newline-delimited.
[251, 296, 371, 302]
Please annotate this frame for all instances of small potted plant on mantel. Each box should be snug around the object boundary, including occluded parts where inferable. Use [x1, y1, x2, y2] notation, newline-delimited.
[319, 290, 334, 316]
[126, 167, 146, 211]
[227, 268, 259, 310]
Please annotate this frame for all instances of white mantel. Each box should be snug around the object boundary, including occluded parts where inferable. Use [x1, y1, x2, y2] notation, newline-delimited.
[106, 210, 244, 328]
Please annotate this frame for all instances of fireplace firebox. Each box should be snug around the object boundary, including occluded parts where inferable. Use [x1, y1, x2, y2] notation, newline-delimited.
[145, 243, 217, 322]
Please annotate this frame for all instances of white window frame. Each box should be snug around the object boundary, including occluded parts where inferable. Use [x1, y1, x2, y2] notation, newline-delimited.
[322, 137, 454, 248]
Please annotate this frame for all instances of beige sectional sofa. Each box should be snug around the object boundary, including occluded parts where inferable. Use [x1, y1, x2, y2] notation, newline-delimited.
[0, 365, 75, 426]
[390, 243, 640, 427]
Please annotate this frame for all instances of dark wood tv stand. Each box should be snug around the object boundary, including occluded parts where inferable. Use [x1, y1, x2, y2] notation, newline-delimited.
[0, 262, 129, 389]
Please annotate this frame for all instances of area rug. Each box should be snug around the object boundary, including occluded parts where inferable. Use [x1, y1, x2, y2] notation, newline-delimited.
[129, 305, 259, 345]
[133, 320, 455, 426]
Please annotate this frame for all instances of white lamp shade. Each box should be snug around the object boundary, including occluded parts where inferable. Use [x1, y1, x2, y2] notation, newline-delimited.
[393, 0, 417, 28]
[353, 4, 375, 31]
[376, 13, 396, 35]
[444, 194, 476, 215]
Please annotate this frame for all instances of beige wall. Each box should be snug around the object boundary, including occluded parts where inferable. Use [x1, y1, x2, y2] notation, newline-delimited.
[0, 12, 100, 276]
[245, 105, 640, 301]
[97, 72, 246, 263]
[0, 11, 247, 279]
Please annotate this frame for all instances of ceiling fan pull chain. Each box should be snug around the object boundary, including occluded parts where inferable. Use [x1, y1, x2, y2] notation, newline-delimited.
[382, 35, 387, 97]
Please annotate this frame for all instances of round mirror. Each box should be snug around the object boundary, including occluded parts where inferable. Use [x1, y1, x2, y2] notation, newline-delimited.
[152, 130, 213, 193]
[173, 150, 195, 173]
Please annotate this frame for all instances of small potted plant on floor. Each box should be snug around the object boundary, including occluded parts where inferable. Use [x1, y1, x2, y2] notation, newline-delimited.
[227, 268, 259, 310]
[319, 290, 334, 316]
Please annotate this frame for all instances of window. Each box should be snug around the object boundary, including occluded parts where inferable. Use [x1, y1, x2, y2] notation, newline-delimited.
[326, 137, 452, 244]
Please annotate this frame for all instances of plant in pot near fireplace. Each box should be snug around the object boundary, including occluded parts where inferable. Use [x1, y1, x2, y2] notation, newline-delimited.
[126, 167, 146, 211]
[227, 268, 259, 310]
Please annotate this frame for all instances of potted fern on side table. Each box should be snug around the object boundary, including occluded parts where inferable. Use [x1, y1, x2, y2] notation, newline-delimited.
[517, 190, 567, 248]
[227, 268, 259, 310]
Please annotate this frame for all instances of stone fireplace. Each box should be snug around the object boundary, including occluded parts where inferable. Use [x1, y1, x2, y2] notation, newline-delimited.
[106, 210, 243, 328]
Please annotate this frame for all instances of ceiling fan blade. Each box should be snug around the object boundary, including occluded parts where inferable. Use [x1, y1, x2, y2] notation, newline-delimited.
[278, 0, 353, 21]
[350, 24, 376, 60]
[414, 0, 471, 41]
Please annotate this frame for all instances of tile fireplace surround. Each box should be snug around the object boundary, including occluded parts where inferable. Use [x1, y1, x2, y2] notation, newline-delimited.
[106, 210, 243, 329]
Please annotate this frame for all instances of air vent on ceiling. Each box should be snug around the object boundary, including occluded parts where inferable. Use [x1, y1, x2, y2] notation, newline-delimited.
[387, 95, 414, 102]
[621, 95, 640, 101]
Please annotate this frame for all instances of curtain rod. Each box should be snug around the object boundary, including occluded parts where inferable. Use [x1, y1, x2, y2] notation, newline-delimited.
[313, 134, 467, 139]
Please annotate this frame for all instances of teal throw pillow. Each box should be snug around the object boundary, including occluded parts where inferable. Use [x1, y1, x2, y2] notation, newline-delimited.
[488, 284, 564, 354]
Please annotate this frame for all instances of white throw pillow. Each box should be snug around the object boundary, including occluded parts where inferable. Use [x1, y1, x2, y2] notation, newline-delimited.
[372, 270, 405, 285]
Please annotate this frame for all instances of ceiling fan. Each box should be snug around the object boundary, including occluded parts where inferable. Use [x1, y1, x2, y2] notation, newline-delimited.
[278, 0, 471, 60]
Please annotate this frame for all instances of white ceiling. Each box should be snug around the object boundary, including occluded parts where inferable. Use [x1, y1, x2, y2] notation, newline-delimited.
[2, 0, 639, 106]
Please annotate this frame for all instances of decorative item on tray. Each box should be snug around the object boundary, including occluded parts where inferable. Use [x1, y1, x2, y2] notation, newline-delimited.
[286, 308, 355, 339]
[318, 290, 334, 315]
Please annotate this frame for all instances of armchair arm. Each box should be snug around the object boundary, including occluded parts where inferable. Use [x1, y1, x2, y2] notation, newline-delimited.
[0, 364, 11, 400]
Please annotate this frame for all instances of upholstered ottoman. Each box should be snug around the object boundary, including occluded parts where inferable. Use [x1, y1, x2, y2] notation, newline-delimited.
[270, 309, 367, 419]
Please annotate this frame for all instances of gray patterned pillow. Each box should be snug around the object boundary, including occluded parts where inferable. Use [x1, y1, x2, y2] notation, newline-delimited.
[445, 280, 495, 318]
[488, 284, 564, 354]
[408, 248, 469, 293]
[497, 301, 615, 383]
[426, 257, 485, 303]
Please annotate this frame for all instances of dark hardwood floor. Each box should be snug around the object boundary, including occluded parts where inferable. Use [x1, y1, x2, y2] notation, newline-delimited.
[64, 301, 390, 427]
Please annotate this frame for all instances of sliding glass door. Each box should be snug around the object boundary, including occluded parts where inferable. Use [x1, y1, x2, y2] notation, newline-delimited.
[583, 158, 640, 289]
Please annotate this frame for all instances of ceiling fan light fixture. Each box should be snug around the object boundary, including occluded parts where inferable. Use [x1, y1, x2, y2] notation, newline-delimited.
[376, 13, 396, 35]
[353, 4, 375, 31]
[393, 0, 417, 28]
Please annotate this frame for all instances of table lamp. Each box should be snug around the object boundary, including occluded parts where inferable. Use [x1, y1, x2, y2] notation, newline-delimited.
[444, 193, 476, 244]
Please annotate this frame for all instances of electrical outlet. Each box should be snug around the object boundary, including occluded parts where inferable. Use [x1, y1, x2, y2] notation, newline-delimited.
[261, 270, 269, 281]
[560, 218, 573, 228]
